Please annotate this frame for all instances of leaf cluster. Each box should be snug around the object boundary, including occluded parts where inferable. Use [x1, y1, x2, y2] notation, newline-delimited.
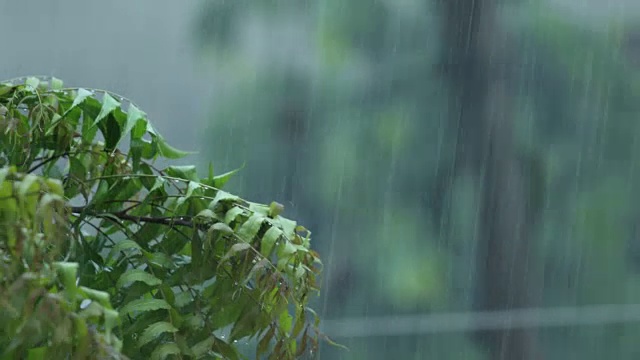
[0, 76, 323, 360]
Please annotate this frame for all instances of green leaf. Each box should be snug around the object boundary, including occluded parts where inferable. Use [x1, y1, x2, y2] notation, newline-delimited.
[211, 190, 240, 207]
[157, 135, 194, 159]
[208, 162, 214, 180]
[237, 214, 265, 242]
[94, 93, 121, 127]
[292, 307, 306, 337]
[53, 261, 79, 290]
[27, 346, 47, 360]
[18, 174, 38, 195]
[0, 166, 12, 184]
[150, 343, 181, 360]
[220, 242, 252, 264]
[146, 252, 176, 269]
[279, 311, 293, 333]
[79, 287, 111, 305]
[181, 181, 201, 203]
[210, 222, 234, 234]
[192, 336, 215, 357]
[257, 326, 275, 358]
[261, 227, 282, 257]
[138, 321, 179, 347]
[149, 177, 166, 193]
[195, 209, 216, 221]
[211, 338, 240, 360]
[268, 201, 285, 218]
[125, 104, 147, 141]
[224, 206, 245, 224]
[213, 164, 243, 188]
[104, 308, 120, 331]
[25, 77, 39, 89]
[116, 269, 162, 289]
[120, 298, 171, 315]
[51, 77, 63, 90]
[71, 88, 93, 109]
[108, 239, 143, 260]
[165, 165, 199, 182]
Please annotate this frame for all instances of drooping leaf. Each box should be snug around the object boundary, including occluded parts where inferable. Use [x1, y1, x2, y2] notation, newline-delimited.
[150, 343, 181, 360]
[261, 227, 282, 257]
[224, 206, 245, 224]
[213, 164, 244, 188]
[138, 321, 179, 347]
[119, 298, 172, 315]
[279, 310, 293, 334]
[237, 214, 266, 242]
[116, 269, 162, 289]
[165, 165, 199, 182]
[125, 104, 147, 142]
[157, 135, 194, 159]
[94, 93, 121, 127]
[50, 77, 63, 90]
[219, 242, 252, 264]
[257, 326, 275, 358]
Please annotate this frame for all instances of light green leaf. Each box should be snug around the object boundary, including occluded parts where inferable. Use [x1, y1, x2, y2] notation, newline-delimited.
[26, 347, 46, 360]
[44, 178, 64, 196]
[279, 311, 293, 334]
[150, 343, 181, 360]
[51, 77, 63, 90]
[210, 222, 234, 234]
[120, 298, 171, 315]
[184, 180, 201, 199]
[213, 164, 243, 188]
[224, 206, 245, 224]
[71, 88, 93, 109]
[192, 336, 215, 357]
[53, 262, 79, 290]
[138, 321, 179, 347]
[157, 135, 194, 159]
[247, 258, 271, 283]
[103, 308, 120, 331]
[219, 242, 252, 264]
[269, 201, 285, 218]
[125, 104, 147, 140]
[146, 252, 176, 269]
[237, 214, 265, 242]
[78, 287, 111, 305]
[196, 209, 216, 220]
[108, 239, 142, 260]
[18, 174, 39, 197]
[25, 77, 39, 89]
[94, 93, 120, 127]
[261, 227, 282, 257]
[116, 269, 162, 289]
[211, 190, 239, 205]
[249, 202, 270, 216]
[0, 166, 11, 184]
[272, 216, 297, 238]
[166, 165, 199, 182]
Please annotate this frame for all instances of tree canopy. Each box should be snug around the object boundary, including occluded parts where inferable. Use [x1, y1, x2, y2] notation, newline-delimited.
[0, 76, 324, 360]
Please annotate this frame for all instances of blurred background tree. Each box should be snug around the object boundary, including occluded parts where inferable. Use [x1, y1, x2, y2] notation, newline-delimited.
[3, 0, 640, 358]
[193, 0, 640, 359]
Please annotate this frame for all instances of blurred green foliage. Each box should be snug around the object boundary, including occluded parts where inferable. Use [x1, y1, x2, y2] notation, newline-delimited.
[193, 0, 640, 358]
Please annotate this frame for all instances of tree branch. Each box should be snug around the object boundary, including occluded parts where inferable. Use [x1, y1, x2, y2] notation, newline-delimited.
[70, 206, 196, 228]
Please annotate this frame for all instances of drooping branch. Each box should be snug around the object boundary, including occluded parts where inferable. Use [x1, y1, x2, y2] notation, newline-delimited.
[70, 206, 197, 228]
